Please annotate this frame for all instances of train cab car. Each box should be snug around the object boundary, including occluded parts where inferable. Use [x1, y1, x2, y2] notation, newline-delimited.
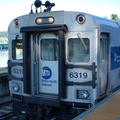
[8, 0, 120, 119]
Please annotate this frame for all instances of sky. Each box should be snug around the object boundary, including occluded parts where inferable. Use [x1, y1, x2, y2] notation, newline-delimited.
[0, 0, 120, 31]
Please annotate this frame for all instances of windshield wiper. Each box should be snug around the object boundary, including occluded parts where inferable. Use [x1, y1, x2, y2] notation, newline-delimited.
[77, 33, 88, 51]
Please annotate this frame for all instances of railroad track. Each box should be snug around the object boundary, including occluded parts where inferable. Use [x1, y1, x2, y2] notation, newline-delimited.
[0, 96, 13, 120]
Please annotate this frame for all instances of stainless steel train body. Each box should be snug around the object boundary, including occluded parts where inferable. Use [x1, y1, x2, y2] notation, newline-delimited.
[8, 9, 120, 119]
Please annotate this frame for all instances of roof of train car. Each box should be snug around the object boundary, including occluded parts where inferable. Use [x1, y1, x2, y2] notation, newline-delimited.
[8, 11, 120, 31]
[44, 11, 120, 28]
[90, 13, 120, 28]
[66, 10, 120, 28]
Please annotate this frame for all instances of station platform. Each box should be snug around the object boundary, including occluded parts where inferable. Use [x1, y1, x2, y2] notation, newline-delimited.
[0, 67, 8, 77]
[73, 89, 120, 120]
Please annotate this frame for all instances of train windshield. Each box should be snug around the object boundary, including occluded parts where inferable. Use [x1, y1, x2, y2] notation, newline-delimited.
[41, 39, 58, 61]
[68, 38, 90, 62]
[12, 40, 23, 60]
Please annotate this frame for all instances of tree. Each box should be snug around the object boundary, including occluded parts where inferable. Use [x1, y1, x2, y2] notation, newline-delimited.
[110, 14, 120, 21]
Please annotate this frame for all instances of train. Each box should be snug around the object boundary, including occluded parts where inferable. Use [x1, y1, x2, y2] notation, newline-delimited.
[8, 0, 120, 119]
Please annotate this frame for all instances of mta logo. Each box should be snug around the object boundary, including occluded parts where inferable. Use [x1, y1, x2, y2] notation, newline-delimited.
[114, 53, 120, 62]
[42, 66, 52, 79]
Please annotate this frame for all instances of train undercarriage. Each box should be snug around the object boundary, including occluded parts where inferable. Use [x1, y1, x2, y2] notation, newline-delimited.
[12, 95, 91, 120]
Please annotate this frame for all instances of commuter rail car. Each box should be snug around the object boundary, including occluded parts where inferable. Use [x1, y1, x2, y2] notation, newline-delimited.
[8, 0, 120, 119]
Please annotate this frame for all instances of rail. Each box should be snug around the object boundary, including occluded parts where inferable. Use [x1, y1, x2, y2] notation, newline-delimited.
[0, 100, 13, 120]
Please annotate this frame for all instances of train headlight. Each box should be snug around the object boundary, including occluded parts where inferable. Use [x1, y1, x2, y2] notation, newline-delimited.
[77, 90, 89, 99]
[13, 84, 20, 92]
[36, 18, 43, 24]
[35, 17, 54, 24]
[48, 17, 54, 23]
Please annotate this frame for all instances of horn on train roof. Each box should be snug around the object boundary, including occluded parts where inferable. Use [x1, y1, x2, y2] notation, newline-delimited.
[30, 0, 55, 13]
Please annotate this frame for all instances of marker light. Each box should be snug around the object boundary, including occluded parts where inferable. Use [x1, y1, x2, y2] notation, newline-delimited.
[36, 17, 54, 24]
[14, 19, 19, 28]
[76, 14, 86, 24]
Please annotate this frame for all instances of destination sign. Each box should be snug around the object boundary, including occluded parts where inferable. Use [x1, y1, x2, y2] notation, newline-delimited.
[0, 37, 8, 51]
[0, 44, 8, 51]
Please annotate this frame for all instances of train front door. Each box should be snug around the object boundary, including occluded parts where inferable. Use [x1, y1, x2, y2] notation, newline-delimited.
[22, 25, 67, 97]
[100, 33, 109, 95]
[38, 33, 59, 95]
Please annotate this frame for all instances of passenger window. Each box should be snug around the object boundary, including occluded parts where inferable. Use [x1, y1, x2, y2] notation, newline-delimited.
[12, 40, 23, 60]
[68, 38, 90, 62]
[41, 39, 58, 61]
